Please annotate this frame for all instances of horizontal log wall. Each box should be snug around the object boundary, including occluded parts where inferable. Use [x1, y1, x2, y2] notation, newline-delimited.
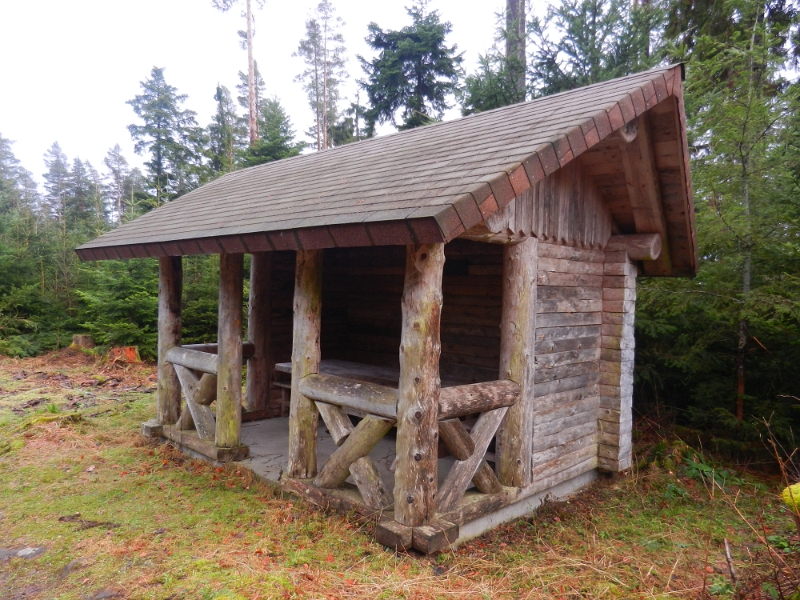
[531, 241, 602, 486]
[267, 242, 503, 384]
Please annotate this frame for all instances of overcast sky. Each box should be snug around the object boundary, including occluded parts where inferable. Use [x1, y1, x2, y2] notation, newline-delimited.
[0, 0, 526, 184]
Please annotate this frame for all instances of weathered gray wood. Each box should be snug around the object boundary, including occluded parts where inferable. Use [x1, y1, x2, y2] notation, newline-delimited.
[288, 249, 323, 478]
[157, 256, 182, 425]
[192, 373, 218, 406]
[439, 380, 520, 420]
[173, 364, 217, 441]
[245, 252, 272, 412]
[165, 347, 218, 375]
[605, 233, 662, 261]
[215, 253, 244, 449]
[315, 402, 353, 445]
[314, 415, 395, 489]
[300, 374, 396, 419]
[438, 407, 508, 511]
[182, 342, 255, 359]
[496, 237, 537, 487]
[299, 373, 519, 421]
[349, 456, 393, 510]
[395, 243, 445, 526]
[162, 425, 249, 462]
[439, 418, 503, 495]
[314, 401, 392, 509]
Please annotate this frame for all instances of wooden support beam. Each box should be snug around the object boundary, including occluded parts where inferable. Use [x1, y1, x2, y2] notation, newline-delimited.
[182, 342, 255, 359]
[315, 402, 393, 509]
[314, 415, 395, 489]
[215, 253, 244, 449]
[157, 256, 182, 425]
[394, 243, 445, 527]
[245, 252, 273, 412]
[439, 418, 503, 496]
[495, 237, 537, 487]
[173, 364, 216, 441]
[619, 114, 672, 275]
[166, 347, 218, 374]
[288, 249, 323, 479]
[605, 233, 662, 261]
[299, 374, 520, 421]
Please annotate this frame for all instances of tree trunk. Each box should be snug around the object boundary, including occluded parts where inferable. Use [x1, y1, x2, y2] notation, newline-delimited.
[247, 0, 257, 145]
[216, 253, 244, 448]
[506, 0, 526, 101]
[157, 256, 182, 425]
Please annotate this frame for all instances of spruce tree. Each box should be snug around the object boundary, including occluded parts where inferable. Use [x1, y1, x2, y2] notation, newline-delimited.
[359, 1, 463, 132]
[207, 84, 246, 175]
[42, 143, 70, 225]
[103, 145, 130, 225]
[127, 67, 203, 205]
[528, 0, 664, 96]
[240, 97, 303, 167]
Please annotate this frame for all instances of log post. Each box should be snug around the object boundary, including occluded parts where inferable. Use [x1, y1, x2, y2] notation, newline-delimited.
[394, 243, 445, 526]
[157, 256, 182, 425]
[245, 252, 273, 412]
[598, 248, 636, 472]
[215, 253, 244, 449]
[495, 237, 538, 487]
[287, 249, 323, 479]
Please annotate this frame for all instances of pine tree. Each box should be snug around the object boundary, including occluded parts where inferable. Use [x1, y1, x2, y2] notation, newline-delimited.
[329, 95, 371, 146]
[528, 0, 664, 96]
[240, 97, 303, 167]
[127, 67, 203, 205]
[294, 0, 347, 150]
[359, 1, 464, 132]
[236, 61, 267, 119]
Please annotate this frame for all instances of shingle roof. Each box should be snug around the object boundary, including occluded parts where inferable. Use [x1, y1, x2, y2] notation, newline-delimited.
[77, 64, 692, 266]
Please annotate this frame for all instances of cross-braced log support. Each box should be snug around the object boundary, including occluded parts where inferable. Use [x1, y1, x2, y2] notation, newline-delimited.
[288, 249, 323, 478]
[245, 252, 273, 413]
[394, 243, 445, 526]
[216, 253, 244, 449]
[598, 248, 636, 472]
[157, 256, 182, 425]
[495, 237, 538, 487]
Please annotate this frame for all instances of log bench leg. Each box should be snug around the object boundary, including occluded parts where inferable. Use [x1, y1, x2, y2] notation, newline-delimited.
[216, 253, 244, 449]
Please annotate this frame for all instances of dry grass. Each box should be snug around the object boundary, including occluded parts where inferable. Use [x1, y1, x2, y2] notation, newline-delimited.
[0, 351, 798, 599]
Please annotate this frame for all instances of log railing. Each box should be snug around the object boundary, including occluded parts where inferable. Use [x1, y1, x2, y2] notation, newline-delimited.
[298, 373, 520, 421]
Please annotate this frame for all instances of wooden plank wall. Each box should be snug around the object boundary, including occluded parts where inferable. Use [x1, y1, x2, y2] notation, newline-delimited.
[532, 242, 602, 484]
[479, 159, 613, 248]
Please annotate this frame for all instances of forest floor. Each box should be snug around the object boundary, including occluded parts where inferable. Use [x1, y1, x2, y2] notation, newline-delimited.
[0, 350, 798, 600]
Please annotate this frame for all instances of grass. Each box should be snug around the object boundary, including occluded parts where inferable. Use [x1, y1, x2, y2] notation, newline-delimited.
[0, 349, 798, 599]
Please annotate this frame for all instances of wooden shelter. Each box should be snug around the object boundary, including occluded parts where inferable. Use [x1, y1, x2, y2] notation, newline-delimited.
[77, 65, 696, 553]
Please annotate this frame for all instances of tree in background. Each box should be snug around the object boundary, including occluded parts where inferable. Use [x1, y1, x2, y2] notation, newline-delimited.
[294, 0, 347, 150]
[460, 0, 528, 115]
[236, 61, 267, 124]
[42, 143, 70, 227]
[207, 84, 246, 176]
[211, 0, 265, 145]
[360, 1, 463, 132]
[127, 67, 203, 205]
[329, 94, 371, 146]
[103, 145, 130, 225]
[240, 97, 303, 167]
[528, 0, 664, 96]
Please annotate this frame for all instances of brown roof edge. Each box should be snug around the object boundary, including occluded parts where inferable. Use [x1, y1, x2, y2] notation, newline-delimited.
[437, 64, 693, 253]
[74, 217, 448, 261]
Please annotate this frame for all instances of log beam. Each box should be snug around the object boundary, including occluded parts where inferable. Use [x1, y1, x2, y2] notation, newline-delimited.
[288, 249, 323, 478]
[245, 252, 273, 412]
[619, 114, 671, 276]
[605, 234, 662, 261]
[298, 374, 519, 421]
[157, 256, 182, 425]
[394, 243, 445, 526]
[173, 364, 216, 441]
[165, 347, 218, 374]
[215, 253, 244, 449]
[495, 237, 537, 487]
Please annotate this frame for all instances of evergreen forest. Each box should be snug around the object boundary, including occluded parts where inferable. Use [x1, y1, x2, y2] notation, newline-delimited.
[1, 0, 799, 457]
